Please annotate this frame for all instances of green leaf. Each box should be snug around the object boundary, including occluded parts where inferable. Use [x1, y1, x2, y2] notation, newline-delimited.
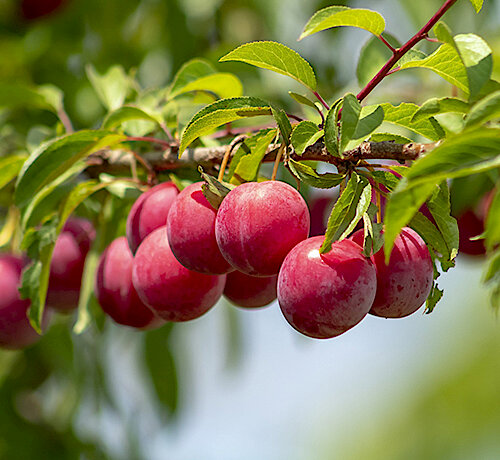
[352, 104, 384, 141]
[179, 97, 271, 153]
[464, 90, 500, 128]
[425, 280, 444, 313]
[404, 128, 500, 185]
[220, 41, 317, 91]
[484, 187, 500, 251]
[300, 6, 385, 40]
[399, 44, 469, 94]
[288, 91, 319, 110]
[169, 58, 216, 97]
[290, 121, 323, 155]
[288, 159, 345, 189]
[102, 106, 162, 130]
[86, 65, 131, 111]
[369, 132, 413, 144]
[320, 173, 371, 254]
[15, 130, 126, 208]
[144, 326, 179, 415]
[324, 101, 341, 156]
[340, 93, 362, 152]
[371, 103, 445, 140]
[232, 129, 276, 182]
[0, 83, 59, 112]
[396, 49, 428, 67]
[361, 203, 384, 257]
[412, 97, 469, 122]
[0, 154, 28, 191]
[199, 167, 236, 209]
[434, 22, 454, 46]
[357, 33, 400, 87]
[170, 73, 243, 100]
[468, 0, 484, 12]
[271, 107, 292, 145]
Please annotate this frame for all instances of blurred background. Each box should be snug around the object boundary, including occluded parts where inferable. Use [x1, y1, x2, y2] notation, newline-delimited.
[0, 0, 499, 458]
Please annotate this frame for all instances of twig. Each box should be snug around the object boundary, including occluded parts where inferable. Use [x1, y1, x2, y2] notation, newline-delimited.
[58, 107, 74, 134]
[127, 136, 171, 148]
[271, 144, 286, 181]
[313, 91, 330, 111]
[356, 0, 459, 102]
[378, 34, 396, 53]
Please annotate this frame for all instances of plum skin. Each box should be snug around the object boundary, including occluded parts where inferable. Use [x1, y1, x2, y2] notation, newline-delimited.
[277, 237, 377, 339]
[351, 227, 433, 318]
[215, 181, 310, 277]
[224, 271, 277, 308]
[167, 182, 233, 274]
[126, 182, 179, 254]
[132, 227, 226, 322]
[46, 217, 95, 311]
[0, 255, 50, 349]
[95, 237, 164, 329]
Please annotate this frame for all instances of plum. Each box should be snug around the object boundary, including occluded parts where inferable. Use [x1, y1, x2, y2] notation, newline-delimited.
[351, 227, 433, 318]
[215, 181, 310, 276]
[126, 182, 179, 254]
[0, 255, 50, 349]
[167, 182, 233, 274]
[224, 271, 277, 308]
[46, 217, 95, 311]
[277, 237, 377, 339]
[95, 237, 164, 329]
[308, 195, 335, 237]
[132, 227, 226, 322]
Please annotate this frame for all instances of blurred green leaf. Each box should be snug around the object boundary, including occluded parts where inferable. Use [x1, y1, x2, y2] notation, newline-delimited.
[169, 58, 216, 98]
[357, 34, 400, 87]
[0, 154, 28, 191]
[469, 0, 484, 12]
[86, 65, 132, 111]
[102, 106, 163, 130]
[464, 90, 500, 128]
[484, 187, 500, 251]
[220, 41, 317, 91]
[171, 73, 243, 100]
[300, 6, 385, 40]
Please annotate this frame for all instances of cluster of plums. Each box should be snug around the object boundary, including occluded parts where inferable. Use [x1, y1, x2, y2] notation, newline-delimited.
[5, 174, 490, 349]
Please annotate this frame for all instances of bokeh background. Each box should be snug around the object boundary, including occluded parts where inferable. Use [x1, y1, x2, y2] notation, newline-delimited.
[0, 0, 499, 459]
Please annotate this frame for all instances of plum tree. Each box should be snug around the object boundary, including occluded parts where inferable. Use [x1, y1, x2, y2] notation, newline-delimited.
[223, 271, 277, 308]
[351, 227, 433, 318]
[167, 182, 233, 274]
[46, 217, 95, 311]
[132, 226, 226, 322]
[95, 237, 164, 329]
[0, 255, 49, 349]
[126, 182, 179, 254]
[215, 181, 310, 276]
[277, 237, 377, 339]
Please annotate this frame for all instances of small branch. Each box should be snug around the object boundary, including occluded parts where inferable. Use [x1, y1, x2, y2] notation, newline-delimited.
[356, 0, 459, 102]
[313, 91, 330, 111]
[128, 150, 156, 185]
[286, 112, 304, 122]
[378, 34, 396, 53]
[58, 108, 74, 134]
[271, 144, 286, 181]
[127, 136, 171, 148]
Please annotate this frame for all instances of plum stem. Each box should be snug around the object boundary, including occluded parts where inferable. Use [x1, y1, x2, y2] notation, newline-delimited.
[271, 144, 285, 181]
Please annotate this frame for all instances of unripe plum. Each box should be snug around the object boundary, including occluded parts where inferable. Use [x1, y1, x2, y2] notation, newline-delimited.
[46, 217, 95, 311]
[215, 181, 310, 276]
[277, 237, 377, 339]
[0, 255, 49, 349]
[224, 271, 277, 308]
[95, 237, 164, 329]
[167, 182, 233, 274]
[126, 182, 179, 254]
[132, 227, 226, 322]
[351, 227, 433, 318]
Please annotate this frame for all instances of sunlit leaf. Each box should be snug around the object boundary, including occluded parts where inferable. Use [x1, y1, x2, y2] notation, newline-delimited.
[290, 121, 323, 155]
[412, 97, 469, 122]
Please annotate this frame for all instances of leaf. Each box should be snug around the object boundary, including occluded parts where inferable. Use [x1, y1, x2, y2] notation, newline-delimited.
[369, 132, 413, 144]
[169, 58, 216, 97]
[199, 167, 235, 209]
[357, 33, 400, 87]
[300, 6, 385, 40]
[340, 93, 362, 152]
[396, 49, 428, 67]
[290, 121, 323, 155]
[170, 73, 243, 100]
[320, 173, 371, 254]
[102, 106, 162, 130]
[468, 0, 484, 13]
[144, 326, 179, 415]
[425, 281, 444, 313]
[411, 97, 469, 122]
[370, 103, 445, 140]
[484, 187, 500, 251]
[403, 128, 500, 186]
[464, 90, 500, 128]
[15, 130, 126, 208]
[271, 106, 292, 145]
[399, 43, 469, 94]
[0, 154, 28, 190]
[361, 203, 384, 257]
[288, 159, 345, 189]
[232, 129, 276, 182]
[426, 182, 459, 262]
[324, 102, 341, 156]
[179, 97, 271, 153]
[352, 104, 384, 141]
[288, 92, 319, 110]
[0, 83, 59, 112]
[219, 41, 317, 91]
[86, 65, 132, 111]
